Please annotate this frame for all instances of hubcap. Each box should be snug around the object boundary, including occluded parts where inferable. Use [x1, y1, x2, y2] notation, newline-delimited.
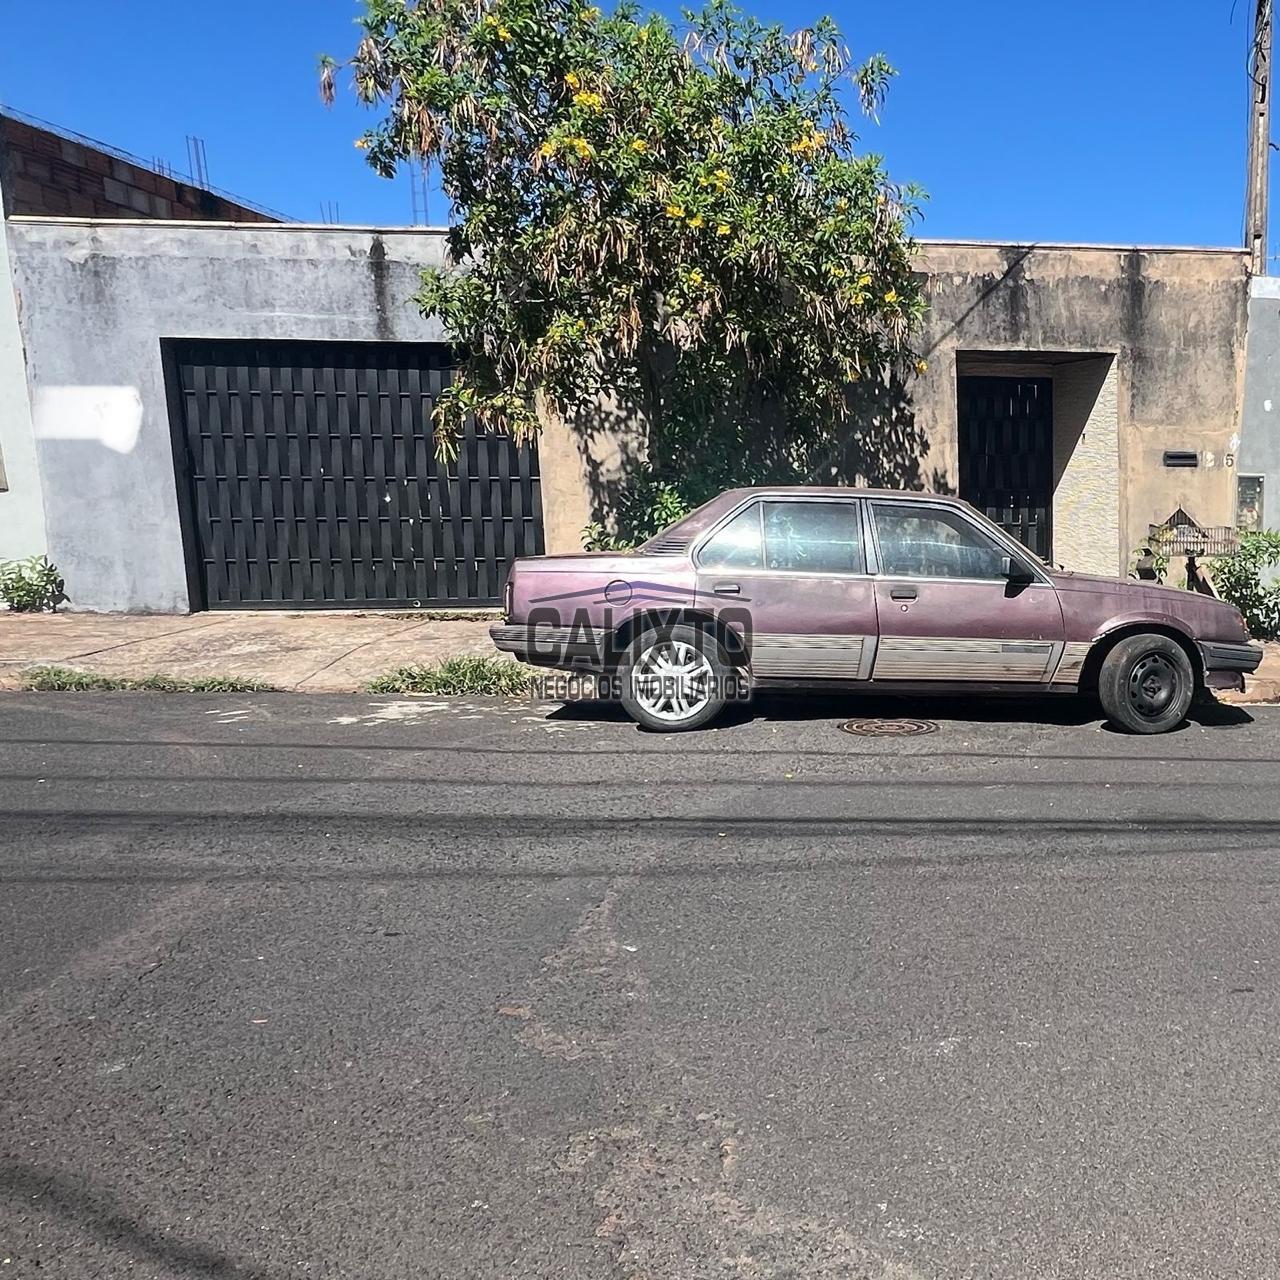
[1127, 651, 1180, 719]
[631, 638, 713, 722]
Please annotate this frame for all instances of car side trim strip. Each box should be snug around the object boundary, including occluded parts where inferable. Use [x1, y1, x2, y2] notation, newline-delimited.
[750, 633, 871, 680]
[1051, 641, 1093, 685]
[873, 636, 1059, 682]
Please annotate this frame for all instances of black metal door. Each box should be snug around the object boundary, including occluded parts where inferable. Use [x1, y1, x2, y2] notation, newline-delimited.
[957, 376, 1052, 560]
[167, 339, 544, 609]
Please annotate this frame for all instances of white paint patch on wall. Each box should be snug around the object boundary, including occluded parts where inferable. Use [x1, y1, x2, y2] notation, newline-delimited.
[32, 385, 144, 454]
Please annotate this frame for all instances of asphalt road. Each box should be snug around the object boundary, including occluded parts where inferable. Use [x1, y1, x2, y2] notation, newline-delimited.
[2, 689, 1280, 1279]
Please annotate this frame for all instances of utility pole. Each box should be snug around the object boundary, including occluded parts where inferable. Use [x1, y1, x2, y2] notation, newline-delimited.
[1246, 0, 1273, 275]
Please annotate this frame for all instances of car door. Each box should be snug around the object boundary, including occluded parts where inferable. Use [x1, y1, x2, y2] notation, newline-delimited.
[868, 499, 1066, 683]
[694, 496, 878, 680]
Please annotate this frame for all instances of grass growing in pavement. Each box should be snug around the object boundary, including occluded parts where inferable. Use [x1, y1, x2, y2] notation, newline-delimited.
[365, 655, 533, 696]
[19, 666, 280, 693]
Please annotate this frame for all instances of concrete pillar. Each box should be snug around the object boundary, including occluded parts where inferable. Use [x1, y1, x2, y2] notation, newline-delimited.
[1052, 357, 1121, 575]
[0, 190, 48, 560]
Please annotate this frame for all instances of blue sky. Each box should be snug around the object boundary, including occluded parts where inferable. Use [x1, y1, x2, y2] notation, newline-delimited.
[0, 0, 1261, 249]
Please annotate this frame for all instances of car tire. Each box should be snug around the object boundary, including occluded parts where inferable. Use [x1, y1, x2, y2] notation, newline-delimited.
[618, 622, 735, 732]
[1097, 633, 1196, 735]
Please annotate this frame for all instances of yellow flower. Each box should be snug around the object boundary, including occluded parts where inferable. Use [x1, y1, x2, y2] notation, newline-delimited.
[537, 141, 556, 158]
[915, 358, 928, 375]
[713, 168, 730, 185]
[857, 272, 872, 286]
[354, 138, 370, 150]
[496, 23, 512, 39]
[564, 71, 581, 89]
[630, 137, 648, 152]
[716, 223, 731, 236]
[665, 204, 685, 218]
[580, 5, 600, 20]
[573, 90, 603, 110]
[638, 25, 649, 41]
[570, 137, 591, 158]
[688, 268, 704, 286]
[884, 289, 898, 303]
[830, 266, 846, 279]
[789, 129, 826, 155]
[854, 292, 867, 305]
[687, 214, 705, 228]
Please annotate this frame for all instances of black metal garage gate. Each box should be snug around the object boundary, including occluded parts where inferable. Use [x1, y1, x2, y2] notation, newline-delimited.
[166, 339, 544, 609]
[957, 375, 1053, 561]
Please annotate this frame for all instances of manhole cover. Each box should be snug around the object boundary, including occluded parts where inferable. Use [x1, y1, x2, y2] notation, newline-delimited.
[840, 717, 938, 737]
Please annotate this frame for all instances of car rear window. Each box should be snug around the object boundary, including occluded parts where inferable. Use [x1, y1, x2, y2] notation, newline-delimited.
[764, 501, 864, 574]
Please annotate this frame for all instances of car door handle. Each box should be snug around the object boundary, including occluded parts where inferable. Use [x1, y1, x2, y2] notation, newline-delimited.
[889, 585, 918, 601]
[712, 581, 741, 596]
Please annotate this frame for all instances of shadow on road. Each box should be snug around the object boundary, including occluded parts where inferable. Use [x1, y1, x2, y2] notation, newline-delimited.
[547, 692, 1256, 733]
[0, 1158, 275, 1278]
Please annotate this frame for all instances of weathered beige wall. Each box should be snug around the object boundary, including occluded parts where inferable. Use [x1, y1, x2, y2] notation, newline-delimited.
[915, 242, 1250, 568]
[539, 242, 1249, 568]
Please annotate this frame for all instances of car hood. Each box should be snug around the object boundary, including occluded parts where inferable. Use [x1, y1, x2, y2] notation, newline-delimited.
[1050, 570, 1180, 598]
[1050, 570, 1250, 642]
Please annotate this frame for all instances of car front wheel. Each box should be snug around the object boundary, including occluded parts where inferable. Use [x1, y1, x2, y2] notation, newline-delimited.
[618, 623, 734, 732]
[1097, 633, 1195, 734]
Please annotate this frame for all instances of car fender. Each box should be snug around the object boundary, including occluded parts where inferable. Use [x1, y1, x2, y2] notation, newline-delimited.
[1088, 610, 1199, 647]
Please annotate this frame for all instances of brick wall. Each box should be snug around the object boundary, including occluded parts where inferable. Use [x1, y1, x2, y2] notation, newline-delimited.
[0, 114, 278, 223]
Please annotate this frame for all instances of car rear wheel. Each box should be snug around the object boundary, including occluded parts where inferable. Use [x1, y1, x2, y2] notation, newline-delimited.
[1097, 633, 1195, 735]
[618, 623, 734, 732]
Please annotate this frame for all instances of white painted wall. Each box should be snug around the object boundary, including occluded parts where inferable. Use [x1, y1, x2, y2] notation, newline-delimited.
[8, 219, 455, 612]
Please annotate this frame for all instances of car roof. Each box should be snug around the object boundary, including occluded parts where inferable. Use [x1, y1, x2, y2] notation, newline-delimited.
[644, 486, 971, 547]
[719, 486, 963, 502]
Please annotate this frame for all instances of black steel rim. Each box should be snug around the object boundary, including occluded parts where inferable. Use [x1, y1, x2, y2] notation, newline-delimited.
[1127, 651, 1180, 719]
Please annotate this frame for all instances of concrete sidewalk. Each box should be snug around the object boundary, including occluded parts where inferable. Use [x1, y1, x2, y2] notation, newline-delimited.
[0, 611, 502, 691]
[1, 609, 1278, 699]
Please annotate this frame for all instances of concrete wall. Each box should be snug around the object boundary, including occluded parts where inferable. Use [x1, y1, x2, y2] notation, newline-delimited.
[1239, 275, 1280, 531]
[0, 192, 47, 562]
[6, 220, 1252, 610]
[912, 243, 1249, 571]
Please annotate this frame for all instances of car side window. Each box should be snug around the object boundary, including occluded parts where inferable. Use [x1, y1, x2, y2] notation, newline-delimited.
[699, 503, 764, 569]
[872, 503, 1009, 580]
[763, 501, 865, 574]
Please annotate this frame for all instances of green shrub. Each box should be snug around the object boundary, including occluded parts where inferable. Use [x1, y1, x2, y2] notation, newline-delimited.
[583, 475, 693, 552]
[1212, 531, 1280, 640]
[20, 666, 278, 692]
[366, 656, 533, 696]
[0, 555, 67, 612]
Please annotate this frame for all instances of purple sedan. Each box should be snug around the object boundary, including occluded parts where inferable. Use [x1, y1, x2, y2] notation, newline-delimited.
[491, 487, 1262, 733]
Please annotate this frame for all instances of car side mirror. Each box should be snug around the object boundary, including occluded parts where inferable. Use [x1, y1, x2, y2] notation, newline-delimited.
[1001, 554, 1033, 583]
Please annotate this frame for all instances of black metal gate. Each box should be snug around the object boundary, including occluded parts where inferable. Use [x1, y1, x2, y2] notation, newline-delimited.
[166, 339, 544, 609]
[957, 376, 1053, 560]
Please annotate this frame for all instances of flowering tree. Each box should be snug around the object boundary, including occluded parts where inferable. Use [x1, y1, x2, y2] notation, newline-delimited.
[324, 0, 925, 542]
